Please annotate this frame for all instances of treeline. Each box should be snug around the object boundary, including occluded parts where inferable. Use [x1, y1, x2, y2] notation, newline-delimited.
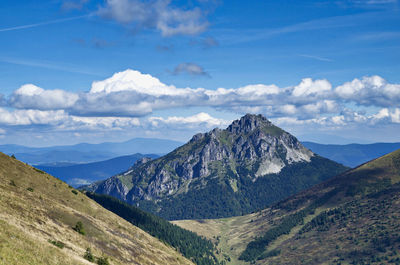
[86, 192, 219, 265]
[239, 188, 339, 261]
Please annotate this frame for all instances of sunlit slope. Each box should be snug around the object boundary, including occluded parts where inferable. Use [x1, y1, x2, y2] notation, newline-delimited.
[0, 152, 192, 265]
[174, 149, 400, 264]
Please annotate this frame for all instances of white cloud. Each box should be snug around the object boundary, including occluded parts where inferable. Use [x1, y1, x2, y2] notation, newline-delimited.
[292, 78, 332, 98]
[97, 0, 208, 36]
[5, 69, 400, 134]
[10, 84, 79, 110]
[371, 108, 400, 123]
[335, 76, 400, 107]
[90, 69, 170, 95]
[0, 108, 68, 126]
[69, 116, 141, 130]
[149, 112, 230, 129]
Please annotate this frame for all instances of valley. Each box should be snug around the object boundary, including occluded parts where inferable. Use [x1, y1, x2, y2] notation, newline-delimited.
[174, 149, 400, 264]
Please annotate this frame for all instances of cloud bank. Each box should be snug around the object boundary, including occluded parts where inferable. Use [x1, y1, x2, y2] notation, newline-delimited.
[2, 69, 400, 138]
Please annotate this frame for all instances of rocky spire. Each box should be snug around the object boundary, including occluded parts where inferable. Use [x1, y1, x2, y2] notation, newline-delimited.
[227, 114, 272, 134]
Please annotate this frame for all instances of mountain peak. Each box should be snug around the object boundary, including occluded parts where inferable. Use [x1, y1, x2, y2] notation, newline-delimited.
[92, 114, 347, 220]
[227, 113, 273, 134]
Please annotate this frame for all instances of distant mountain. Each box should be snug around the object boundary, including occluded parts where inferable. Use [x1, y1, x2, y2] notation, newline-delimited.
[0, 137, 182, 164]
[89, 114, 347, 220]
[14, 150, 115, 165]
[303, 141, 400, 167]
[36, 153, 159, 187]
[174, 148, 400, 264]
[0, 152, 193, 265]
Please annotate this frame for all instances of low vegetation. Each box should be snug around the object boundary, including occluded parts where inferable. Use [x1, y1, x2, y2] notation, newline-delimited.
[73, 221, 85, 235]
[48, 239, 65, 249]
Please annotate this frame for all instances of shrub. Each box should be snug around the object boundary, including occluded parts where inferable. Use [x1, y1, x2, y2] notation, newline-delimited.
[48, 239, 65, 249]
[97, 256, 110, 265]
[73, 221, 85, 235]
[84, 248, 95, 262]
[33, 168, 45, 174]
[11, 154, 16, 159]
[27, 187, 34, 192]
[71, 190, 78, 195]
[9, 180, 16, 186]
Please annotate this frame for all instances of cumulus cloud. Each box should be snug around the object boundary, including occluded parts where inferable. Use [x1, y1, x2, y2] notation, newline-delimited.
[172, 63, 209, 77]
[5, 69, 400, 132]
[0, 108, 68, 126]
[0, 107, 143, 132]
[292, 78, 332, 98]
[335, 75, 400, 107]
[149, 112, 229, 129]
[0, 106, 229, 136]
[9, 84, 79, 110]
[273, 107, 400, 128]
[97, 0, 209, 36]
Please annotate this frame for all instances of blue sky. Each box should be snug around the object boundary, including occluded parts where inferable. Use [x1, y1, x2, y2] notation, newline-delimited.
[0, 0, 400, 146]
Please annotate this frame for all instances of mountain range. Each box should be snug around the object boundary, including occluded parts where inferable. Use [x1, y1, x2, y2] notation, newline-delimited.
[88, 114, 347, 220]
[302, 141, 400, 167]
[35, 153, 159, 187]
[174, 146, 400, 264]
[0, 138, 182, 165]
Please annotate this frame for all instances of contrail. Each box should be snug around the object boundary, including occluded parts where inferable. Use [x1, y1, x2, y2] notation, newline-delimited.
[0, 15, 90, 33]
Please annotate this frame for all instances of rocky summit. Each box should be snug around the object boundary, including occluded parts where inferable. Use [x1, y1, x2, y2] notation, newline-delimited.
[89, 114, 347, 220]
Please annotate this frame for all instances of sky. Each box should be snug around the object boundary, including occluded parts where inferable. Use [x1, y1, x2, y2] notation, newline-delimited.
[0, 0, 400, 146]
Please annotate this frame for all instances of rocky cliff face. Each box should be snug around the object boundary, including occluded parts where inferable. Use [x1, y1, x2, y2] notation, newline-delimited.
[91, 114, 347, 220]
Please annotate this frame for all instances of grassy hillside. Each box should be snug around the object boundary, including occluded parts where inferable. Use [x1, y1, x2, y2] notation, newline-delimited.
[0, 152, 192, 265]
[174, 149, 400, 264]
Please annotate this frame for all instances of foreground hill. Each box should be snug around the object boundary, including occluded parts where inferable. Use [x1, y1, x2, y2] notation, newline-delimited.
[89, 114, 347, 220]
[174, 149, 400, 264]
[36, 153, 159, 187]
[0, 152, 192, 265]
[303, 141, 400, 167]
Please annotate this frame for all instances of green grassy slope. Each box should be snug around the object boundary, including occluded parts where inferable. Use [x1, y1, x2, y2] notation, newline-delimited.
[174, 149, 400, 264]
[0, 152, 193, 265]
